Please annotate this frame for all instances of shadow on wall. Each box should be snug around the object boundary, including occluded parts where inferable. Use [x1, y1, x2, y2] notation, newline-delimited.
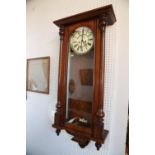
[26, 152, 30, 155]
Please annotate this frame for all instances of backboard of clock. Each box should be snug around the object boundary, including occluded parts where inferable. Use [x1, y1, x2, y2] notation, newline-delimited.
[52, 4, 116, 150]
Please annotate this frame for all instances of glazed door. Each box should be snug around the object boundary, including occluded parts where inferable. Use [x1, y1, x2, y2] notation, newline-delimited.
[66, 20, 96, 129]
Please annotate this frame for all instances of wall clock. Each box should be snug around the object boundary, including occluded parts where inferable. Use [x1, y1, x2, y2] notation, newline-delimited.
[52, 4, 116, 150]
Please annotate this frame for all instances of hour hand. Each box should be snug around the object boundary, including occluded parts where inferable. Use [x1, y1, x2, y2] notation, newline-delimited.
[80, 45, 83, 52]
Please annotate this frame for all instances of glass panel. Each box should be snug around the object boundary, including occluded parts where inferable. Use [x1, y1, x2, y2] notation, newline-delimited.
[27, 58, 50, 93]
[66, 26, 94, 128]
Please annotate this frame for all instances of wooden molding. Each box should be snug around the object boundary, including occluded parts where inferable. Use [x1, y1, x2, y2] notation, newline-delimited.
[53, 4, 116, 27]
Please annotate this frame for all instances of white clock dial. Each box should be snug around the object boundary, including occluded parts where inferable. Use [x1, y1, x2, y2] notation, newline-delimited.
[70, 26, 94, 55]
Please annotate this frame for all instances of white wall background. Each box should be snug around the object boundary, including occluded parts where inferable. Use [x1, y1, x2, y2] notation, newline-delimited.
[26, 0, 128, 155]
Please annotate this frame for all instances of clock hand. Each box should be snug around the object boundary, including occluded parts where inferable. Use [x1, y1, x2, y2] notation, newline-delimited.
[83, 40, 88, 50]
[80, 28, 84, 51]
[80, 45, 83, 52]
[82, 28, 84, 42]
[81, 28, 84, 51]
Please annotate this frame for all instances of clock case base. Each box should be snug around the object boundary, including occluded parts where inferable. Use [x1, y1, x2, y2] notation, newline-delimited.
[53, 124, 108, 150]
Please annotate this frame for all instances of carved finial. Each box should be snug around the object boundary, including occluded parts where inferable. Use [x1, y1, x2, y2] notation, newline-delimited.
[59, 26, 65, 40]
[56, 129, 61, 136]
[95, 142, 102, 151]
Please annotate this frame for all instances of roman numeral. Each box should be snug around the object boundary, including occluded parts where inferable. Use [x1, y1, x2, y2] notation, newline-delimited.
[87, 33, 92, 36]
[74, 44, 78, 48]
[88, 42, 91, 46]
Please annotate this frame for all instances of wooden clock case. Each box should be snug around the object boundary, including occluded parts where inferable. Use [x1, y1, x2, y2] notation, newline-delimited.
[52, 4, 116, 150]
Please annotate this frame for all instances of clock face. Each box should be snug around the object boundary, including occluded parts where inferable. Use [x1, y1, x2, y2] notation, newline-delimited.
[70, 26, 94, 55]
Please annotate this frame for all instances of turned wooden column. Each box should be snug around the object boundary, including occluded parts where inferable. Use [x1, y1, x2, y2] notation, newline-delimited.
[94, 14, 108, 150]
[53, 26, 65, 135]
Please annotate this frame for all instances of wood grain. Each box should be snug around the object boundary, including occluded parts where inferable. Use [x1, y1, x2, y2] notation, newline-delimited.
[52, 5, 116, 150]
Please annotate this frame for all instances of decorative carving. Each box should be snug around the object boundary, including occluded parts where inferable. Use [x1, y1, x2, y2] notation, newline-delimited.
[56, 101, 62, 112]
[96, 109, 105, 117]
[99, 14, 108, 32]
[93, 109, 104, 147]
[96, 109, 105, 125]
[55, 101, 63, 120]
[72, 135, 90, 148]
[59, 26, 65, 40]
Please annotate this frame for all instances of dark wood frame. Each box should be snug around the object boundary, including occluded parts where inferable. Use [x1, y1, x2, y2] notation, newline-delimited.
[52, 4, 116, 150]
[26, 56, 50, 94]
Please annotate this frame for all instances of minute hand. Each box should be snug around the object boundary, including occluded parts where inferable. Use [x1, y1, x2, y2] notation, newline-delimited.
[81, 28, 84, 51]
[82, 28, 84, 42]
